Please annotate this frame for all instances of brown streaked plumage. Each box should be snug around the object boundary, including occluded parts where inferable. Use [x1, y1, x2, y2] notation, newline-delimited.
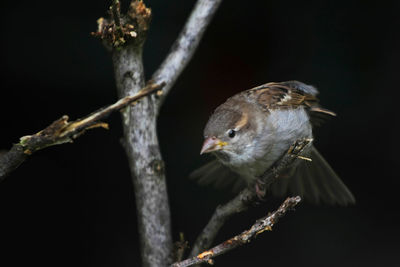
[244, 81, 335, 116]
[193, 80, 355, 206]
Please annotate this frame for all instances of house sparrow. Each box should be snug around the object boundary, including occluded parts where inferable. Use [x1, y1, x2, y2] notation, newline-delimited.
[192, 81, 355, 205]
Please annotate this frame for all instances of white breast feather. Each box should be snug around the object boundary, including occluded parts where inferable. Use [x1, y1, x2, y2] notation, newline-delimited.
[228, 107, 313, 183]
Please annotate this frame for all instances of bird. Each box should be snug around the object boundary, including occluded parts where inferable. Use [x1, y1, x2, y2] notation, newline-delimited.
[191, 81, 355, 205]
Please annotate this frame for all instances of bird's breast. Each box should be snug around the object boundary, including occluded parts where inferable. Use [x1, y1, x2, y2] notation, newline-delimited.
[220, 108, 313, 184]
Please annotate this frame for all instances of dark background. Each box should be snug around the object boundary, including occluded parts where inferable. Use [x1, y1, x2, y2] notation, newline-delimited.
[0, 0, 399, 266]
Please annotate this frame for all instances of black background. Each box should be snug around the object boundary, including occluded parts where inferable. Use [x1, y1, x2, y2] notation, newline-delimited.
[1, 0, 399, 266]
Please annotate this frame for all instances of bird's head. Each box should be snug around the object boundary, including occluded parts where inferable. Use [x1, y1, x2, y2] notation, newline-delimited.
[200, 103, 255, 160]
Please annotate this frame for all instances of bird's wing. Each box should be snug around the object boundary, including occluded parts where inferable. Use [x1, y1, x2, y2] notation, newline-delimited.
[269, 146, 355, 205]
[189, 160, 245, 192]
[243, 81, 336, 124]
[190, 148, 355, 205]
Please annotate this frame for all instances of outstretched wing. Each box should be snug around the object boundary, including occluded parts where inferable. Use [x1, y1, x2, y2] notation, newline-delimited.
[191, 147, 355, 205]
[190, 160, 245, 192]
[270, 146, 355, 205]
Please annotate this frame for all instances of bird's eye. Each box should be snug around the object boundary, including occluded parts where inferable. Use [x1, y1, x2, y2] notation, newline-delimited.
[228, 129, 236, 138]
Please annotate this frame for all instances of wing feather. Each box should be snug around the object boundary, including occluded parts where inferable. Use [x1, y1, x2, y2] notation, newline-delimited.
[270, 146, 355, 205]
[243, 81, 336, 126]
[190, 160, 245, 191]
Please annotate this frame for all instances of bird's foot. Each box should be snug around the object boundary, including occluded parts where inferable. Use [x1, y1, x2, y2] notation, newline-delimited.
[287, 138, 313, 156]
[255, 178, 266, 200]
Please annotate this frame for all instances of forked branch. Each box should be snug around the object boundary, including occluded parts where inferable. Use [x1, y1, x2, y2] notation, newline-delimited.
[0, 82, 164, 181]
[93, 0, 224, 265]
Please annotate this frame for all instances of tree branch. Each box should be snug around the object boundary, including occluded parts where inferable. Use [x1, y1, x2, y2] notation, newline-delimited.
[189, 138, 313, 257]
[92, 0, 223, 265]
[152, 0, 223, 110]
[108, 1, 168, 266]
[172, 196, 302, 267]
[0, 82, 163, 182]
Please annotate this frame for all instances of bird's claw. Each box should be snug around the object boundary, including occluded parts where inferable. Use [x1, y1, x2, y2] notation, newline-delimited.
[287, 138, 313, 156]
[255, 178, 266, 200]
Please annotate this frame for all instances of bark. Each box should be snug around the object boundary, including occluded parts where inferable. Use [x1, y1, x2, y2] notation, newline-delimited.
[113, 46, 173, 266]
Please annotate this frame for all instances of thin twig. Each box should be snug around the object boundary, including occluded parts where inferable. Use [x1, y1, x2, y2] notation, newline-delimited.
[189, 138, 313, 257]
[111, 0, 122, 28]
[0, 82, 164, 181]
[152, 0, 223, 110]
[172, 196, 302, 267]
[173, 232, 190, 262]
[110, 0, 125, 45]
[62, 81, 164, 135]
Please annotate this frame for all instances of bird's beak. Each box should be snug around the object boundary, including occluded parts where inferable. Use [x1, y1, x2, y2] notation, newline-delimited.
[200, 137, 228, 155]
